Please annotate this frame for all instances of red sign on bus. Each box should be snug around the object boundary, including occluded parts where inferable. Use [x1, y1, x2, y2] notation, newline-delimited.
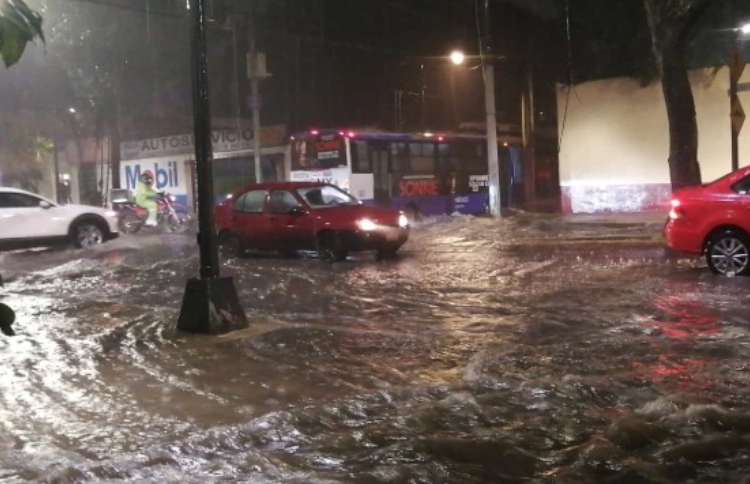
[399, 177, 438, 197]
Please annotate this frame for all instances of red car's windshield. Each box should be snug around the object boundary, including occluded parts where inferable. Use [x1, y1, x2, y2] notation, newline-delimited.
[297, 185, 359, 209]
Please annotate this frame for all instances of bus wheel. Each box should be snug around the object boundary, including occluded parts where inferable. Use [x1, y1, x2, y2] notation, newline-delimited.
[403, 204, 420, 222]
[318, 232, 347, 263]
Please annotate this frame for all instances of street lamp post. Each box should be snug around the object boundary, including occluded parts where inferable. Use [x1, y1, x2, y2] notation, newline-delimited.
[481, 0, 502, 218]
[177, 0, 247, 335]
[450, 10, 502, 218]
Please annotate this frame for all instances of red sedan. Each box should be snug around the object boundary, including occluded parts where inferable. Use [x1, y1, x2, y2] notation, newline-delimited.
[665, 166, 750, 276]
[215, 182, 409, 262]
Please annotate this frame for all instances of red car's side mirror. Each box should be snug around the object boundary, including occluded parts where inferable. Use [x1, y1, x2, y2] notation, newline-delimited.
[289, 206, 307, 216]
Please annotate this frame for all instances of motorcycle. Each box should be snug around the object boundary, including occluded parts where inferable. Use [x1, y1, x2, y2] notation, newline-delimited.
[115, 193, 193, 235]
[0, 273, 16, 336]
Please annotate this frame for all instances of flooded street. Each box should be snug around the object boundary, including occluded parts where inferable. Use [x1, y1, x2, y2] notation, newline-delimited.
[2, 215, 750, 483]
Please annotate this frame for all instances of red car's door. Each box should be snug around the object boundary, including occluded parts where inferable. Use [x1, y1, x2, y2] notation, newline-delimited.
[230, 189, 272, 250]
[267, 189, 317, 250]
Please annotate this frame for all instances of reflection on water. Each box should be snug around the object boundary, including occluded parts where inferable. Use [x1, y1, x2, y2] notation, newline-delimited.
[1, 216, 750, 482]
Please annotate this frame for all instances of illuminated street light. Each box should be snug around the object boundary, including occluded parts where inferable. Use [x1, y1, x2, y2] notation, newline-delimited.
[450, 50, 465, 66]
[741, 22, 750, 35]
[68, 107, 76, 114]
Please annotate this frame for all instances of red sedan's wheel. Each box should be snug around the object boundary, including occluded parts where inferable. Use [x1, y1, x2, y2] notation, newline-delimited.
[318, 232, 348, 263]
[219, 231, 243, 258]
[706, 230, 750, 276]
[376, 244, 401, 260]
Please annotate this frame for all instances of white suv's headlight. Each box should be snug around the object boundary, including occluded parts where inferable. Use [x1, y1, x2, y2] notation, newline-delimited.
[357, 218, 378, 231]
[398, 214, 409, 228]
[104, 210, 118, 218]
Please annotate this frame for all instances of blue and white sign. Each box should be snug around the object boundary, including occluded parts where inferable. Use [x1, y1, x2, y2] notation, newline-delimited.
[120, 156, 191, 199]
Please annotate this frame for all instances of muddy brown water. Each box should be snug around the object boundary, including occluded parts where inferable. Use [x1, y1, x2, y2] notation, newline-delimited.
[1, 215, 750, 483]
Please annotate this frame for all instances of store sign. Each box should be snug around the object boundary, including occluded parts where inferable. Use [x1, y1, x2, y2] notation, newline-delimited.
[120, 125, 288, 161]
[121, 157, 190, 194]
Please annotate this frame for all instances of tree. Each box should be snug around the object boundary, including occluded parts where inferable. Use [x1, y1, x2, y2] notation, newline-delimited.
[0, 131, 52, 191]
[0, 0, 43, 67]
[643, 0, 717, 190]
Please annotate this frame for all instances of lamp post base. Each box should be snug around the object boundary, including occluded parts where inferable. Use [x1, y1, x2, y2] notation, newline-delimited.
[177, 276, 248, 334]
[0, 303, 16, 336]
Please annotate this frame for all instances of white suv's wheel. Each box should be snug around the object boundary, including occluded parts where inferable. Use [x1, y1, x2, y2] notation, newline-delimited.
[73, 222, 105, 249]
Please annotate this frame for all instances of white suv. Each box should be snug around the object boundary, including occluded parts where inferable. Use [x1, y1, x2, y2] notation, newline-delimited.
[0, 187, 119, 251]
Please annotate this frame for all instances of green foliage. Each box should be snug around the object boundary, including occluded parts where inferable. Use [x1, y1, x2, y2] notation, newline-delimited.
[0, 0, 43, 67]
[0, 132, 53, 191]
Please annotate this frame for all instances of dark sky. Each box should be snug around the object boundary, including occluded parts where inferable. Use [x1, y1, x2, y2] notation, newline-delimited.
[0, 0, 565, 142]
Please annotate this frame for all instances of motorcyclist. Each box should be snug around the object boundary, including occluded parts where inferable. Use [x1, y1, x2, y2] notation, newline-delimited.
[134, 170, 162, 227]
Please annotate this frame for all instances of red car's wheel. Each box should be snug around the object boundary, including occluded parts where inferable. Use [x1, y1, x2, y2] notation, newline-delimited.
[318, 232, 347, 263]
[706, 230, 750, 276]
[376, 244, 401, 260]
[219, 231, 243, 258]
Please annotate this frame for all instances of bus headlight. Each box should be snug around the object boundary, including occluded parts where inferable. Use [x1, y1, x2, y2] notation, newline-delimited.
[357, 218, 378, 231]
[398, 214, 409, 228]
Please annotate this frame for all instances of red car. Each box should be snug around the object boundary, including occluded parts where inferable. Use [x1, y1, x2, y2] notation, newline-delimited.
[215, 182, 410, 262]
[665, 166, 750, 276]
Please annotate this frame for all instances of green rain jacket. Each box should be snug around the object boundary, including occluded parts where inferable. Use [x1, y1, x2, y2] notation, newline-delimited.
[134, 181, 160, 206]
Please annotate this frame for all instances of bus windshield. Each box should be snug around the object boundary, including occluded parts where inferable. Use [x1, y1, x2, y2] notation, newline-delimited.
[297, 185, 359, 208]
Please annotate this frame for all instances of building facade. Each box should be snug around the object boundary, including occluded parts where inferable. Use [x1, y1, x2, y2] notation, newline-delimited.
[557, 67, 750, 213]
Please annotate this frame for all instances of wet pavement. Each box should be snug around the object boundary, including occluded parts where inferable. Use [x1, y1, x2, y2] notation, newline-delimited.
[2, 214, 750, 483]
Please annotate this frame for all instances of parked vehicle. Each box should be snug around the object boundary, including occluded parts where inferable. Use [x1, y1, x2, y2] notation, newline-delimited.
[0, 187, 119, 251]
[115, 192, 192, 234]
[215, 181, 410, 262]
[665, 166, 750, 276]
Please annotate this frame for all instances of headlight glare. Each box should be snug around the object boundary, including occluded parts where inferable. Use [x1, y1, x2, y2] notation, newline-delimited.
[357, 218, 378, 231]
[398, 214, 409, 228]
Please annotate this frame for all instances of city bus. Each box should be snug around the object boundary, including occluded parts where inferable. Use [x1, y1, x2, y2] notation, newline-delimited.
[287, 128, 524, 218]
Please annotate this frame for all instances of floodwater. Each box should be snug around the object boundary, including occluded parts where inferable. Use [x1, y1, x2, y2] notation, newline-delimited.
[2, 214, 750, 483]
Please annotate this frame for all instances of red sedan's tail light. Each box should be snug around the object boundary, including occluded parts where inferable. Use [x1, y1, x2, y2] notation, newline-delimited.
[669, 199, 684, 219]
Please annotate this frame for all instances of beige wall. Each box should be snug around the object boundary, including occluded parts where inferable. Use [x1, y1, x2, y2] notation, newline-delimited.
[557, 67, 750, 190]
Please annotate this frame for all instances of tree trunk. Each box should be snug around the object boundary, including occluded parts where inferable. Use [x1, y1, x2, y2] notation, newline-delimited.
[659, 40, 702, 190]
[644, 0, 705, 191]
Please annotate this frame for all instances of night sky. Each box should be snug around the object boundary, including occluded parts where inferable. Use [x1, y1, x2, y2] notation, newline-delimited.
[1, 0, 745, 145]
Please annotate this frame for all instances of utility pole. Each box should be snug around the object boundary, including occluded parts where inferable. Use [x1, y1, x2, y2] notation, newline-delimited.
[247, 8, 270, 184]
[482, 0, 502, 217]
[177, 0, 247, 335]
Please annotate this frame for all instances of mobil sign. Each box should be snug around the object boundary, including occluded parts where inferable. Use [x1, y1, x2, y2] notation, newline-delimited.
[120, 156, 191, 195]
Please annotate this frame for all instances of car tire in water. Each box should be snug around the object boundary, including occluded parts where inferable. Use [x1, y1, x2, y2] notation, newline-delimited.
[403, 204, 421, 223]
[318, 232, 347, 263]
[72, 221, 105, 249]
[219, 231, 242, 258]
[706, 229, 750, 276]
[376, 244, 400, 261]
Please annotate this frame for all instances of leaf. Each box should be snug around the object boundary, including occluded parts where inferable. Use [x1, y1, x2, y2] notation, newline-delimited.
[0, 18, 25, 66]
[0, 0, 44, 67]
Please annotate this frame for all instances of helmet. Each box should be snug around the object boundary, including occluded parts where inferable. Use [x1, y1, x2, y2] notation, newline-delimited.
[141, 170, 154, 185]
